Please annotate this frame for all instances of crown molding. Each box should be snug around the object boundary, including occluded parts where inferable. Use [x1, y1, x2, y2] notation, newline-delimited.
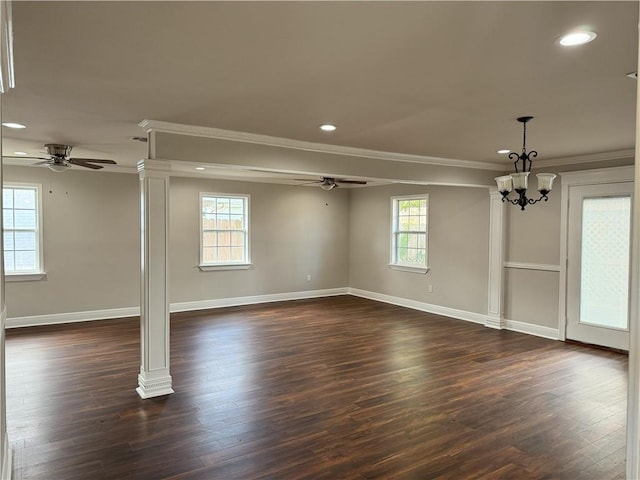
[139, 119, 506, 172]
[532, 149, 635, 169]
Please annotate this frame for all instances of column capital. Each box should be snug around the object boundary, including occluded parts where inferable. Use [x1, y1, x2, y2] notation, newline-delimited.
[137, 159, 171, 177]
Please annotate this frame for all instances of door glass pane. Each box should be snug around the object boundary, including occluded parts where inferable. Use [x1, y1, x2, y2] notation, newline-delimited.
[580, 196, 631, 329]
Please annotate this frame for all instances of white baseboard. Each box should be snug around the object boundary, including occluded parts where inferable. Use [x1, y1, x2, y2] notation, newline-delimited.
[5, 287, 560, 342]
[5, 288, 349, 328]
[6, 306, 140, 329]
[349, 288, 560, 340]
[170, 288, 349, 313]
[348, 288, 488, 325]
[504, 318, 560, 340]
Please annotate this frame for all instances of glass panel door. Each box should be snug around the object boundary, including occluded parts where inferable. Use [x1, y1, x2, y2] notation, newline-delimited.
[566, 182, 632, 351]
[579, 196, 630, 329]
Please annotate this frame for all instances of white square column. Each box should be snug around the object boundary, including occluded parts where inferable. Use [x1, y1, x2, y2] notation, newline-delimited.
[486, 188, 506, 329]
[136, 159, 174, 398]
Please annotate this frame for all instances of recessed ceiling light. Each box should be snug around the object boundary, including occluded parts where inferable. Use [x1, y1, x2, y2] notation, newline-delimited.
[497, 149, 510, 154]
[13, 151, 27, 156]
[320, 124, 337, 132]
[558, 31, 597, 47]
[195, 167, 205, 171]
[2, 122, 26, 129]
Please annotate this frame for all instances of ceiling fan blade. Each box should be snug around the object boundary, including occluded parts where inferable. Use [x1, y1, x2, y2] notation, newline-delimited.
[31, 161, 50, 166]
[294, 179, 322, 186]
[335, 179, 367, 185]
[69, 157, 117, 164]
[68, 160, 103, 170]
[2, 155, 49, 161]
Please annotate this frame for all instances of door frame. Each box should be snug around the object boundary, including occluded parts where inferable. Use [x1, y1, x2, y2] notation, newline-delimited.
[559, 165, 635, 342]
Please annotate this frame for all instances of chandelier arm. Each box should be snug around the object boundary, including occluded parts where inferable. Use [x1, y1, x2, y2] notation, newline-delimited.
[526, 193, 549, 206]
[501, 193, 529, 210]
[509, 152, 521, 172]
[500, 196, 521, 206]
[526, 150, 537, 172]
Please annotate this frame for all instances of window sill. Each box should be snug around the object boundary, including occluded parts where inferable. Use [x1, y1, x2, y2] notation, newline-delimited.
[389, 264, 429, 274]
[199, 264, 253, 272]
[5, 272, 47, 282]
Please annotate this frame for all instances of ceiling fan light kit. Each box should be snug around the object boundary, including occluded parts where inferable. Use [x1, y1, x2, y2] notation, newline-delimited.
[47, 162, 70, 173]
[494, 116, 557, 211]
[320, 178, 337, 190]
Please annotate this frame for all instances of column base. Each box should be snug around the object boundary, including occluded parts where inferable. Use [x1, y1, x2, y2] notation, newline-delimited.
[136, 370, 174, 399]
[485, 315, 505, 330]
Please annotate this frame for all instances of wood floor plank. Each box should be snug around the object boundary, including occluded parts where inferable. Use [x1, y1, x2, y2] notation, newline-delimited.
[6, 296, 627, 479]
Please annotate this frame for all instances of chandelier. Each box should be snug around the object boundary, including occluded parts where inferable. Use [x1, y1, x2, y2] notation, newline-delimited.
[494, 116, 556, 211]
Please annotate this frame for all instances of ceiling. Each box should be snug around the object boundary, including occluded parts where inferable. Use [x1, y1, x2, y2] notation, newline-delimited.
[1, 1, 638, 182]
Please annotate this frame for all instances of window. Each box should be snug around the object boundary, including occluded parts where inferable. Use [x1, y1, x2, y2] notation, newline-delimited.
[390, 195, 429, 273]
[3, 183, 43, 276]
[200, 193, 250, 270]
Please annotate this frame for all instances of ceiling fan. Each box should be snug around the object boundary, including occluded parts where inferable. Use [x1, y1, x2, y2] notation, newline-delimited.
[4, 144, 117, 172]
[298, 176, 367, 190]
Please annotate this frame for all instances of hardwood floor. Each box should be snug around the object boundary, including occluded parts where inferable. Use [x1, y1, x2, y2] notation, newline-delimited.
[6, 296, 627, 479]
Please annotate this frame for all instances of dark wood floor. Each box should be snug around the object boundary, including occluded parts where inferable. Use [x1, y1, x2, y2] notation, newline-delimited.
[6, 296, 627, 479]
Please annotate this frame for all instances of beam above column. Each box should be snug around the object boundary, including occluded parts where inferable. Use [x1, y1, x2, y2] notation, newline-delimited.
[140, 119, 501, 188]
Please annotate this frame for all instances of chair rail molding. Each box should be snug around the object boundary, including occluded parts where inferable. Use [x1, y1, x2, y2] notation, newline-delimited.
[504, 262, 561, 272]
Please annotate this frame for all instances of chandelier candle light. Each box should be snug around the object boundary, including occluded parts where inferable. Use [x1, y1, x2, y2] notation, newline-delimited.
[495, 116, 557, 211]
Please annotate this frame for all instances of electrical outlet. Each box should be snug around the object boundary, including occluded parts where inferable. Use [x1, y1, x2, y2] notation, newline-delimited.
[428, 285, 433, 293]
[307, 274, 311, 282]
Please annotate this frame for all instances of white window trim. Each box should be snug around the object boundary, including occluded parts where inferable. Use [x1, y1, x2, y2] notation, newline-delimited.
[199, 264, 252, 272]
[389, 264, 429, 274]
[199, 192, 251, 269]
[3, 182, 46, 278]
[390, 194, 429, 274]
[5, 272, 47, 282]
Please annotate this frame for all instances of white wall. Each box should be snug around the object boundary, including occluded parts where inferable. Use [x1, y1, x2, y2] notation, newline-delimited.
[349, 184, 490, 315]
[503, 172, 562, 329]
[3, 167, 351, 318]
[6, 160, 632, 335]
[502, 159, 634, 331]
[169, 176, 350, 303]
[4, 166, 140, 317]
